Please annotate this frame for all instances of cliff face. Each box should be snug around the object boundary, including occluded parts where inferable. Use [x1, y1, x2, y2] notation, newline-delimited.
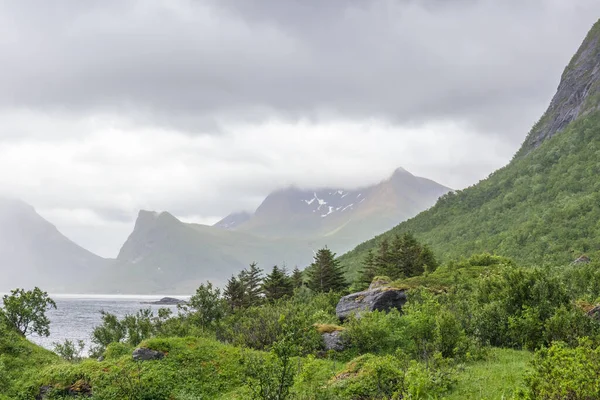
[517, 20, 600, 157]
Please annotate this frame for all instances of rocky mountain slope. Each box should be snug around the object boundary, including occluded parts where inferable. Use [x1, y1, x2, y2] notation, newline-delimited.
[216, 167, 449, 239]
[0, 198, 108, 292]
[107, 168, 448, 292]
[341, 19, 600, 277]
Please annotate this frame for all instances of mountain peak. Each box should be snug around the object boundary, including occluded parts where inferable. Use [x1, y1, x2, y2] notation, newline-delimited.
[517, 19, 600, 157]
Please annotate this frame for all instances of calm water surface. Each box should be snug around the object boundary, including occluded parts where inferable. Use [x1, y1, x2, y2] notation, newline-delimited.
[24, 294, 188, 353]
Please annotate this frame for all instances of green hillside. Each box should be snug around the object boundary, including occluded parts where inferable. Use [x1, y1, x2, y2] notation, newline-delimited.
[340, 20, 600, 277]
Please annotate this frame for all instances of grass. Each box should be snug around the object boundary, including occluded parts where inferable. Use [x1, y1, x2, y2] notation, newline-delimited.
[442, 348, 532, 400]
[314, 323, 344, 334]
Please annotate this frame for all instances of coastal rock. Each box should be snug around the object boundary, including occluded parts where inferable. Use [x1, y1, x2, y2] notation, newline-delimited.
[322, 331, 345, 351]
[336, 288, 407, 320]
[132, 347, 165, 361]
[141, 297, 187, 305]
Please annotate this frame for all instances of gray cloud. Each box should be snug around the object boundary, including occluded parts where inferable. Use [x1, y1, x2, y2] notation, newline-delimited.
[1, 0, 599, 138]
[0, 0, 597, 256]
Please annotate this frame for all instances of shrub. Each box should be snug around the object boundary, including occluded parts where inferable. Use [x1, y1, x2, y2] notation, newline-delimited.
[517, 339, 600, 399]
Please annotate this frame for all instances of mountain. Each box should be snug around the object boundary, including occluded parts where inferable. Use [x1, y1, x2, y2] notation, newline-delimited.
[108, 167, 449, 292]
[0, 198, 108, 292]
[217, 167, 450, 240]
[213, 211, 252, 230]
[340, 19, 600, 277]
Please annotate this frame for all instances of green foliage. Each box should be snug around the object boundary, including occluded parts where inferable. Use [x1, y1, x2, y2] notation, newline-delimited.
[330, 352, 456, 399]
[342, 310, 406, 355]
[242, 322, 299, 400]
[90, 308, 173, 357]
[218, 293, 335, 354]
[181, 280, 227, 329]
[306, 247, 348, 293]
[291, 267, 304, 289]
[240, 262, 265, 307]
[263, 265, 294, 302]
[360, 233, 438, 286]
[1, 287, 56, 337]
[517, 339, 600, 400]
[52, 339, 86, 362]
[0, 314, 59, 398]
[444, 348, 531, 400]
[341, 111, 600, 273]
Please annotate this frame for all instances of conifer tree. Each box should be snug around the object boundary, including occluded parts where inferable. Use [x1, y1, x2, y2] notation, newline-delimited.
[223, 275, 245, 311]
[359, 249, 378, 287]
[306, 247, 347, 293]
[239, 262, 264, 307]
[262, 266, 294, 302]
[291, 267, 304, 289]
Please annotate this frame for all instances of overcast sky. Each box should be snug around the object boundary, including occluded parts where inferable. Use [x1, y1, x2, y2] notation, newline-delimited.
[1, 0, 599, 257]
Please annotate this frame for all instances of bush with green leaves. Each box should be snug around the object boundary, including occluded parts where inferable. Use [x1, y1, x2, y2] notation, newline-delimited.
[330, 351, 456, 399]
[90, 308, 173, 357]
[218, 298, 326, 354]
[341, 309, 407, 355]
[53, 339, 86, 362]
[516, 338, 600, 399]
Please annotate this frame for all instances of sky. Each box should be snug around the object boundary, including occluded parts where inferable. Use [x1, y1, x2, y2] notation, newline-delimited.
[0, 0, 599, 257]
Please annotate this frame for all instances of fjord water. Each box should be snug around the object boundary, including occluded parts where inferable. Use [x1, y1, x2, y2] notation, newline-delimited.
[27, 294, 186, 353]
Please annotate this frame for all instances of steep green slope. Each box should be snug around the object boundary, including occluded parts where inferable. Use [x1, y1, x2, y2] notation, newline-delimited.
[341, 20, 600, 276]
[0, 317, 59, 398]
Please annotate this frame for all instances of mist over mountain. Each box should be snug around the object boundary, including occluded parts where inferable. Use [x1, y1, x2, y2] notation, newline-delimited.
[104, 167, 449, 292]
[0, 198, 107, 292]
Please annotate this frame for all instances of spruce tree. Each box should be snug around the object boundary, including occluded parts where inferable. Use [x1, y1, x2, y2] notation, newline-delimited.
[262, 266, 294, 302]
[239, 262, 264, 307]
[223, 275, 245, 311]
[359, 249, 378, 287]
[306, 247, 347, 293]
[291, 267, 304, 289]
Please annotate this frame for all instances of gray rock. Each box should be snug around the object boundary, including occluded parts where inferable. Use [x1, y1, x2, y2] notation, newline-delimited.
[132, 347, 165, 361]
[36, 385, 52, 400]
[587, 305, 600, 319]
[574, 255, 591, 264]
[518, 22, 600, 157]
[322, 330, 345, 351]
[97, 355, 105, 362]
[336, 288, 407, 320]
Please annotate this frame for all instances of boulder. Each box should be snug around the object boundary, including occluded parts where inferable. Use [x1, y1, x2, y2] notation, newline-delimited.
[132, 347, 165, 361]
[336, 288, 407, 320]
[574, 255, 591, 264]
[587, 305, 600, 319]
[322, 331, 345, 352]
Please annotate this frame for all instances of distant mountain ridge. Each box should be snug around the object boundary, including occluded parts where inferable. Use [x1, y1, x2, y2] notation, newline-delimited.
[0, 198, 108, 292]
[215, 167, 450, 239]
[107, 167, 449, 292]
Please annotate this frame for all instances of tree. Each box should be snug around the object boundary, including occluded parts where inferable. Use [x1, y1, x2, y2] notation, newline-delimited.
[262, 266, 294, 302]
[360, 233, 438, 281]
[181, 281, 226, 328]
[224, 275, 246, 311]
[0, 287, 56, 336]
[239, 262, 264, 307]
[306, 247, 347, 293]
[291, 267, 303, 289]
[359, 249, 378, 287]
